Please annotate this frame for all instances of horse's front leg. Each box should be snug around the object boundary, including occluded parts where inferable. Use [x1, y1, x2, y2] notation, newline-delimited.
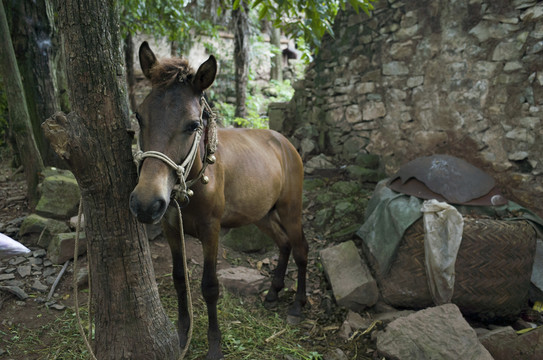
[162, 210, 190, 349]
[199, 220, 223, 360]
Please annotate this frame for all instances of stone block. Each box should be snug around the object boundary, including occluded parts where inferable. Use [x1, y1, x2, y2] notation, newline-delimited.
[217, 266, 266, 296]
[320, 240, 378, 311]
[47, 232, 87, 265]
[19, 214, 70, 248]
[376, 304, 493, 360]
[268, 102, 288, 132]
[36, 174, 80, 220]
[480, 325, 543, 360]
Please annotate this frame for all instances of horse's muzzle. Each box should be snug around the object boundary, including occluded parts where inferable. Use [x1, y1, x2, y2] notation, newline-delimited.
[129, 191, 168, 224]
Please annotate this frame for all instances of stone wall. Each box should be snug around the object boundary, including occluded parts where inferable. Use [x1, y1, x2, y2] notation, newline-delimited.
[272, 0, 543, 217]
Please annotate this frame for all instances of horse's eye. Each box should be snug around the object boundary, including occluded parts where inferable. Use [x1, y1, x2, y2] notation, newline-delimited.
[186, 121, 201, 133]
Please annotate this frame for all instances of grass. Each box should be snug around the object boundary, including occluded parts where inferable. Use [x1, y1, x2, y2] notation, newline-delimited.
[184, 292, 322, 360]
[1, 281, 323, 360]
[0, 308, 90, 359]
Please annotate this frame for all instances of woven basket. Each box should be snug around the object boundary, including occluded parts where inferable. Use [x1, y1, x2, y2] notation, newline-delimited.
[374, 218, 537, 321]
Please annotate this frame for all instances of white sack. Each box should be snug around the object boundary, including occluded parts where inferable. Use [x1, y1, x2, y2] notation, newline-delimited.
[421, 200, 464, 305]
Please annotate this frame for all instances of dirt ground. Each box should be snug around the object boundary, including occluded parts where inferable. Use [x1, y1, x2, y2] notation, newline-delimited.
[0, 151, 381, 359]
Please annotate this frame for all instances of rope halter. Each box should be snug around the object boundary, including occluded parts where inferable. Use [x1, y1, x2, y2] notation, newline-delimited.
[133, 96, 218, 205]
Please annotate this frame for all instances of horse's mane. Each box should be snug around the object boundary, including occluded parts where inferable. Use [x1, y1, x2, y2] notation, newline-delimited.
[148, 57, 195, 88]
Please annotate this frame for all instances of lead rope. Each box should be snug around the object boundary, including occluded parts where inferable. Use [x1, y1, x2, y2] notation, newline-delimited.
[172, 198, 193, 360]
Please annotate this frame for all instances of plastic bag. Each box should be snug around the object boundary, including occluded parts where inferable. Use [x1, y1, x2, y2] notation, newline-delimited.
[0, 233, 31, 259]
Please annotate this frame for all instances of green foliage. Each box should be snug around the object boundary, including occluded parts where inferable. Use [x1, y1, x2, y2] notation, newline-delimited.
[120, 0, 221, 54]
[251, 0, 376, 61]
[214, 79, 294, 129]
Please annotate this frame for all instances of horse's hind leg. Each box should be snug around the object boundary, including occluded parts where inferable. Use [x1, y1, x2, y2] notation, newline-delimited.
[256, 207, 308, 320]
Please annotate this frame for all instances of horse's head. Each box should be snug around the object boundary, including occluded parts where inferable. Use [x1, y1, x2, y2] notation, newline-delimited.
[129, 42, 217, 224]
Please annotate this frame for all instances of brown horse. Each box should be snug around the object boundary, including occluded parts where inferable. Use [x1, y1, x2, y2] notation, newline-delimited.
[129, 42, 308, 360]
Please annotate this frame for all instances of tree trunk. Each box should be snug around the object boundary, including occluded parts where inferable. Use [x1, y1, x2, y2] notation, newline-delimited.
[6, 0, 65, 167]
[269, 24, 282, 82]
[0, 1, 44, 207]
[124, 33, 137, 113]
[233, 0, 249, 121]
[44, 1, 179, 359]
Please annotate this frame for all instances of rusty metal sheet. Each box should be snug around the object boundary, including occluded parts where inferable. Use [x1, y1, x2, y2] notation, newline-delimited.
[387, 155, 506, 205]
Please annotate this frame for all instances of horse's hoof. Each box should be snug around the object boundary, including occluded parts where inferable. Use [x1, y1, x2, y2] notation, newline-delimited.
[264, 300, 278, 310]
[286, 314, 303, 325]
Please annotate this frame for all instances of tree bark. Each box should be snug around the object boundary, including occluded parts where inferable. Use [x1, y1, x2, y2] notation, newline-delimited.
[124, 33, 137, 113]
[44, 1, 179, 359]
[0, 0, 44, 207]
[7, 0, 65, 167]
[233, 0, 250, 121]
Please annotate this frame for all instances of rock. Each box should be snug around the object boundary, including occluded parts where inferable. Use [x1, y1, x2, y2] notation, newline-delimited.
[8, 257, 26, 266]
[31, 280, 49, 293]
[304, 154, 336, 174]
[16, 265, 31, 278]
[43, 267, 57, 277]
[69, 214, 85, 230]
[19, 214, 70, 248]
[323, 348, 348, 360]
[531, 239, 543, 293]
[47, 232, 87, 265]
[480, 325, 543, 360]
[0, 273, 15, 281]
[76, 266, 89, 288]
[338, 320, 352, 340]
[49, 303, 66, 311]
[382, 61, 409, 76]
[221, 224, 275, 253]
[217, 266, 266, 296]
[300, 138, 317, 158]
[0, 285, 28, 300]
[521, 4, 543, 21]
[373, 310, 416, 324]
[376, 304, 493, 360]
[35, 173, 80, 220]
[268, 102, 288, 131]
[320, 241, 379, 311]
[32, 249, 47, 258]
[362, 101, 387, 120]
[345, 310, 373, 331]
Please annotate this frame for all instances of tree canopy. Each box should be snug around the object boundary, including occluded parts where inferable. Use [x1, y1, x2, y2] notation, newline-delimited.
[121, 0, 376, 59]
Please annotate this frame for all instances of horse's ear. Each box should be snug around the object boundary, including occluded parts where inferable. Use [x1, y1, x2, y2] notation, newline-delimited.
[139, 41, 157, 79]
[193, 55, 217, 92]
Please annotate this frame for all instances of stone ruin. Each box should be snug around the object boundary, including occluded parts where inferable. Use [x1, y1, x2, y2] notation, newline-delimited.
[270, 0, 543, 218]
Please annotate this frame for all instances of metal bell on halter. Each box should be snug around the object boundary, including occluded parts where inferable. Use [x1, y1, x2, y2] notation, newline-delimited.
[186, 189, 194, 197]
[201, 175, 210, 184]
[206, 154, 216, 164]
